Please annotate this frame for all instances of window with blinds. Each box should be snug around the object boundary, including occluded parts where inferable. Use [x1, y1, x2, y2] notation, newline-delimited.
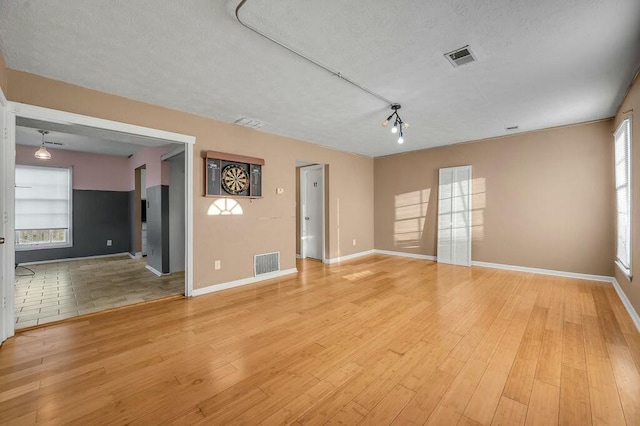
[15, 165, 73, 250]
[614, 118, 632, 277]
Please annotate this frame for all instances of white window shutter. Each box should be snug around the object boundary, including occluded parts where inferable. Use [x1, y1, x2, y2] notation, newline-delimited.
[614, 118, 632, 275]
[438, 165, 472, 266]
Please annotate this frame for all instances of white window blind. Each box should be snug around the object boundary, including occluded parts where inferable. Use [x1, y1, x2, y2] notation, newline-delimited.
[614, 118, 632, 276]
[15, 165, 72, 248]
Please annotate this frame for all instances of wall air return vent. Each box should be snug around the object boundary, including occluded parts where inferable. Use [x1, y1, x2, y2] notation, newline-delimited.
[254, 252, 280, 276]
[445, 45, 476, 67]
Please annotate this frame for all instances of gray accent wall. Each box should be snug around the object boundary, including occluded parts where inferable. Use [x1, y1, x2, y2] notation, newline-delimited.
[168, 153, 185, 273]
[128, 190, 137, 255]
[146, 185, 170, 274]
[16, 190, 130, 264]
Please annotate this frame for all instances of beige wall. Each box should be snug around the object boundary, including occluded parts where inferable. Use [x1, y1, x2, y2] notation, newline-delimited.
[0, 50, 7, 96]
[6, 70, 374, 289]
[614, 72, 640, 313]
[375, 120, 615, 276]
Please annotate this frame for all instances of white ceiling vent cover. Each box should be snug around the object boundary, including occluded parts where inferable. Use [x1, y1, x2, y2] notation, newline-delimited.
[235, 117, 268, 129]
[445, 46, 476, 67]
[254, 252, 280, 276]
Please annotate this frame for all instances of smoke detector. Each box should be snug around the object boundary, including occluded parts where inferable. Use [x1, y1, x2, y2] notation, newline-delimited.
[445, 45, 477, 67]
[234, 117, 268, 129]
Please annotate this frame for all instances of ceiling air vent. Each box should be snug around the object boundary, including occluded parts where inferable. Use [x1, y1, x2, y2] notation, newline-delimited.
[445, 45, 476, 67]
[45, 141, 64, 146]
[234, 117, 268, 129]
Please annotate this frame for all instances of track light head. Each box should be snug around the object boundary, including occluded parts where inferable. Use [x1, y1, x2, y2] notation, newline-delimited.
[382, 104, 407, 144]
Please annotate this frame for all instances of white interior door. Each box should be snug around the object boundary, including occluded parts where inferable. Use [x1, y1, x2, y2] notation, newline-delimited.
[301, 166, 323, 260]
[437, 165, 472, 266]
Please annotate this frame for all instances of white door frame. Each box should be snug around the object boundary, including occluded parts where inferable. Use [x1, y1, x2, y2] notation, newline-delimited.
[2, 102, 196, 339]
[299, 164, 325, 262]
[0, 87, 10, 343]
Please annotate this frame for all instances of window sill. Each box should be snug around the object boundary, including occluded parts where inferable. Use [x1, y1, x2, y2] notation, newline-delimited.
[615, 260, 632, 282]
[15, 243, 72, 251]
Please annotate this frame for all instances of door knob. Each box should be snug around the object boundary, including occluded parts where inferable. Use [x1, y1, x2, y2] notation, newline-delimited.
[305, 217, 310, 220]
[0, 237, 4, 244]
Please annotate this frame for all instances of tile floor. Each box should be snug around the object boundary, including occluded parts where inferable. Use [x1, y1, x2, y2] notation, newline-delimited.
[14, 255, 184, 328]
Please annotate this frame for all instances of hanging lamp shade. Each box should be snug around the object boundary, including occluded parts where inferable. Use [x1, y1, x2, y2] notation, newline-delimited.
[35, 130, 52, 160]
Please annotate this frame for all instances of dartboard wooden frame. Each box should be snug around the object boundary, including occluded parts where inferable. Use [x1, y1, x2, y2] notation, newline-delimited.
[203, 151, 264, 198]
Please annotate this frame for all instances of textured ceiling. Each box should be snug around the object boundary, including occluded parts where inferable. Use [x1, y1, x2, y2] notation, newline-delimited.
[16, 118, 178, 157]
[1, 0, 639, 157]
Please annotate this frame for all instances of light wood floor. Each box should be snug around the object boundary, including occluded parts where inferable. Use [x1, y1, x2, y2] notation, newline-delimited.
[1, 255, 639, 425]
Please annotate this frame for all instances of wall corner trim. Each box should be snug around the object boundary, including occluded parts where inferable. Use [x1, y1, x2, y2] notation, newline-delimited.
[192, 268, 298, 297]
[325, 250, 375, 264]
[145, 264, 165, 277]
[373, 249, 437, 261]
[611, 277, 640, 333]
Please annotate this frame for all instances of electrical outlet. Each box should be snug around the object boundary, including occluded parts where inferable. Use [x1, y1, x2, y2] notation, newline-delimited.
[214, 260, 221, 270]
[107, 240, 112, 246]
[276, 188, 284, 195]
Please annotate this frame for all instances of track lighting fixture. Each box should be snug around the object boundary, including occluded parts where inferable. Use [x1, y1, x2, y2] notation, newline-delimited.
[382, 104, 408, 144]
[35, 130, 52, 160]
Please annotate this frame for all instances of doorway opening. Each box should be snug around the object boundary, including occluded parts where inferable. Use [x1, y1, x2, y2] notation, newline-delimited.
[2, 102, 194, 337]
[297, 162, 326, 262]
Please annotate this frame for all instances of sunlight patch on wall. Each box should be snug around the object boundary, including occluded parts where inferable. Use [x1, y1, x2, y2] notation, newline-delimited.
[394, 189, 430, 249]
[207, 198, 243, 216]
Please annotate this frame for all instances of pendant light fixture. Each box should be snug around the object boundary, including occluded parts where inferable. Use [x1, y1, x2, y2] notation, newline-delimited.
[35, 130, 52, 160]
[382, 104, 409, 144]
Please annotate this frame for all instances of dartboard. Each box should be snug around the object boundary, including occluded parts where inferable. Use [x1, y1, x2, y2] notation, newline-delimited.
[221, 164, 249, 194]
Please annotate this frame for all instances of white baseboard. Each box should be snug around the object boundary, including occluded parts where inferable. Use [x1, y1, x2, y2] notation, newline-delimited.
[192, 268, 298, 297]
[325, 250, 375, 264]
[145, 264, 165, 277]
[471, 260, 613, 283]
[128, 252, 143, 259]
[18, 252, 130, 266]
[611, 278, 640, 333]
[373, 250, 640, 332]
[296, 254, 301, 259]
[374, 249, 436, 261]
